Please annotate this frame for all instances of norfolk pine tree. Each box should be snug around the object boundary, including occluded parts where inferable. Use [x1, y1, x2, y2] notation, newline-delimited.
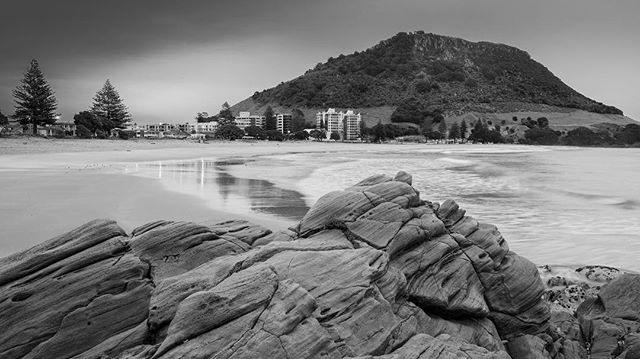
[12, 59, 58, 134]
[91, 80, 131, 129]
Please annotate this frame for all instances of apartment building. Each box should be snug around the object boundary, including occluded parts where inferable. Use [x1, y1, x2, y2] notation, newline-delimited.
[316, 108, 362, 140]
[234, 111, 265, 130]
[276, 114, 293, 134]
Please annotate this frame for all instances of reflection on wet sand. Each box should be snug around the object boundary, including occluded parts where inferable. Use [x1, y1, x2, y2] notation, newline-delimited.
[128, 158, 309, 221]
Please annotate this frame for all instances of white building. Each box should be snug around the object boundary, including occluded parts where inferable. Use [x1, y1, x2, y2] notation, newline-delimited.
[234, 111, 265, 130]
[316, 108, 362, 140]
[276, 114, 293, 134]
[196, 121, 218, 133]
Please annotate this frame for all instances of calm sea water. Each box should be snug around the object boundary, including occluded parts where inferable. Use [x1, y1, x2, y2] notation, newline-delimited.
[125, 145, 640, 271]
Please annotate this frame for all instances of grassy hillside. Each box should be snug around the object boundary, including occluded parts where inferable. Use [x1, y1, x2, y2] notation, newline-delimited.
[247, 31, 622, 116]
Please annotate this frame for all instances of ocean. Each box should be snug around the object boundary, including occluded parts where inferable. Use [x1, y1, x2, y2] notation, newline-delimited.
[125, 144, 640, 270]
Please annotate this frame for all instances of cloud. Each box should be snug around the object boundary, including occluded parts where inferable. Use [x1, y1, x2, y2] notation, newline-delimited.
[1, 0, 639, 122]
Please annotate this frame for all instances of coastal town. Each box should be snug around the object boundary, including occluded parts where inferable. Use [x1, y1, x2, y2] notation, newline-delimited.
[1, 105, 365, 142]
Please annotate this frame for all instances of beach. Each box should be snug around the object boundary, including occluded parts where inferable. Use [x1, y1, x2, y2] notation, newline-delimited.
[0, 137, 430, 255]
[1, 137, 639, 271]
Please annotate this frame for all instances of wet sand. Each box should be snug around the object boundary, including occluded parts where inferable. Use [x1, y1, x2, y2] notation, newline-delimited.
[0, 137, 424, 256]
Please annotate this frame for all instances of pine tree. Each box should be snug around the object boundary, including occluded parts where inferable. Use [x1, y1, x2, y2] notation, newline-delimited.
[438, 120, 447, 138]
[12, 59, 58, 134]
[91, 80, 130, 129]
[264, 106, 276, 131]
[448, 122, 460, 139]
[460, 120, 468, 140]
[218, 102, 235, 126]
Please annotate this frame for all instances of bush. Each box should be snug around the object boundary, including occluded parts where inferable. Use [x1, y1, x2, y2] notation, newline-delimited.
[245, 125, 266, 140]
[330, 132, 341, 141]
[434, 71, 465, 83]
[95, 129, 108, 139]
[266, 130, 284, 141]
[215, 124, 245, 140]
[118, 130, 132, 140]
[291, 131, 309, 140]
[76, 125, 92, 138]
[524, 127, 559, 145]
[563, 127, 609, 146]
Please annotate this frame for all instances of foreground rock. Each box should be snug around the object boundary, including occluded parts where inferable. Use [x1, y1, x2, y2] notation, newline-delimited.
[538, 265, 640, 359]
[2, 171, 635, 358]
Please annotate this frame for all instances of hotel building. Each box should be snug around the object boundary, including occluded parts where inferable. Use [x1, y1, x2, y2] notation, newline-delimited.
[276, 114, 293, 134]
[316, 108, 362, 140]
[234, 111, 265, 130]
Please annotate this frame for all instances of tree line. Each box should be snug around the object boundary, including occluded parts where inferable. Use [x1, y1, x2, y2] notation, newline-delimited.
[1, 59, 130, 137]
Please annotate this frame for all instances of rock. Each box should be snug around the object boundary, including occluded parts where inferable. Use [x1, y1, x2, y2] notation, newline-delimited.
[2, 172, 587, 359]
[153, 264, 279, 358]
[129, 220, 249, 280]
[348, 333, 511, 359]
[505, 334, 550, 358]
[0, 220, 153, 359]
[393, 171, 412, 185]
[205, 219, 272, 245]
[598, 274, 640, 320]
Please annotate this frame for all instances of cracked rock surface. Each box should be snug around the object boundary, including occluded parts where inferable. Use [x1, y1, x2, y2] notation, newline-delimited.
[6, 171, 625, 359]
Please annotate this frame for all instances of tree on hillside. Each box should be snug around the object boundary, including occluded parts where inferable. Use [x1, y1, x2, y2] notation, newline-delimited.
[448, 122, 460, 140]
[360, 121, 370, 139]
[438, 120, 447, 138]
[12, 59, 58, 134]
[460, 120, 468, 140]
[264, 106, 276, 131]
[292, 108, 306, 131]
[91, 80, 130, 128]
[372, 121, 388, 142]
[218, 102, 234, 126]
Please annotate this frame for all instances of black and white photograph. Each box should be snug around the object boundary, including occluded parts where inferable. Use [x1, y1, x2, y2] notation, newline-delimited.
[1, 1, 639, 358]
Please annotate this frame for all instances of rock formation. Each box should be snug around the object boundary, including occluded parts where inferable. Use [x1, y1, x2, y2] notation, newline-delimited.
[1, 171, 637, 358]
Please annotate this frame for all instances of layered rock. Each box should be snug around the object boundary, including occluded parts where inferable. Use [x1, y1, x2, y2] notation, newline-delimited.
[0, 171, 568, 359]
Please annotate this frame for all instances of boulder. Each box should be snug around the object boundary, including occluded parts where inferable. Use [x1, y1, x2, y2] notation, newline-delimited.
[1, 171, 583, 359]
[0, 219, 153, 359]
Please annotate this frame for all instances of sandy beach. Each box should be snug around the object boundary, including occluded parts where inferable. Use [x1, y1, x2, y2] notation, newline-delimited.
[0, 137, 423, 256]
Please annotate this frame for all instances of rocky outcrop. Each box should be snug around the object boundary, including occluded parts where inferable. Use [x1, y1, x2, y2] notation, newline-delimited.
[1, 171, 580, 359]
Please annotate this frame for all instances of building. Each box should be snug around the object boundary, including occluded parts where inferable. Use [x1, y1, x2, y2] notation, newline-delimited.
[195, 121, 218, 134]
[58, 122, 76, 136]
[316, 108, 362, 140]
[234, 111, 265, 130]
[276, 114, 293, 134]
[342, 110, 361, 141]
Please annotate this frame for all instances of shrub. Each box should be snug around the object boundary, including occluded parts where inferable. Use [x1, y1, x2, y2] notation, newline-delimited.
[524, 127, 559, 145]
[118, 130, 132, 140]
[291, 131, 309, 140]
[563, 127, 608, 146]
[266, 130, 284, 141]
[76, 125, 92, 138]
[330, 132, 341, 141]
[215, 124, 245, 140]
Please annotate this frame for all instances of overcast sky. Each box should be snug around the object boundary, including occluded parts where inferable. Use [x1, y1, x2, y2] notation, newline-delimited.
[1, 0, 639, 124]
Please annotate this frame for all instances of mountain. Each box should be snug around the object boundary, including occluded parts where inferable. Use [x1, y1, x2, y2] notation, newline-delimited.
[233, 32, 635, 128]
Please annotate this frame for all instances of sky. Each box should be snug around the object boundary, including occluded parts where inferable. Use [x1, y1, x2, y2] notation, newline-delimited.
[1, 0, 639, 124]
